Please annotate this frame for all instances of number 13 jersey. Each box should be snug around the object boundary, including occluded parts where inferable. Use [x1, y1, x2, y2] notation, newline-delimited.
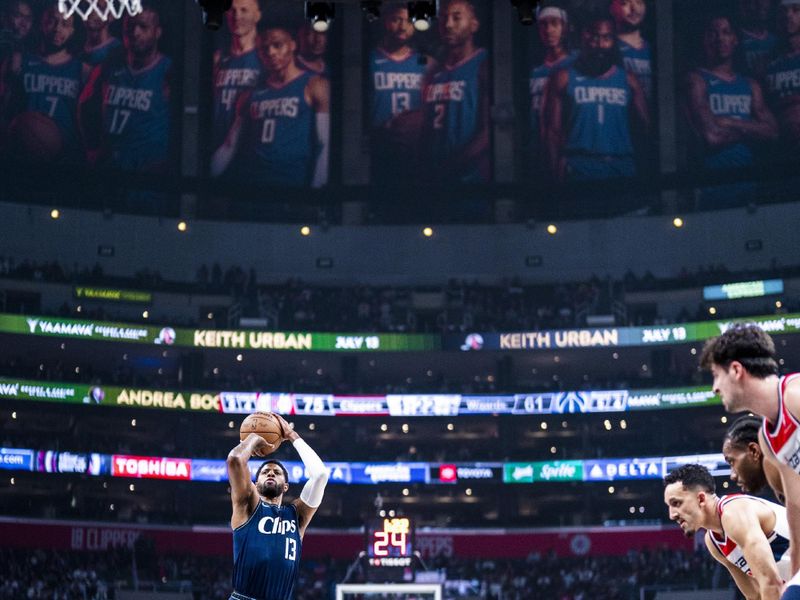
[232, 502, 302, 600]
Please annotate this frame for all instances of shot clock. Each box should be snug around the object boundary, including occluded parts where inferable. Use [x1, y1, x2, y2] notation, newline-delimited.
[366, 517, 414, 567]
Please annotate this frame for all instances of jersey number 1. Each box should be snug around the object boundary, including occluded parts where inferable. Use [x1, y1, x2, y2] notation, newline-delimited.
[284, 538, 297, 561]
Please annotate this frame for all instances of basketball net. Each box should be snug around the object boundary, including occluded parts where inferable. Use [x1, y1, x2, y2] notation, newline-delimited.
[58, 0, 143, 21]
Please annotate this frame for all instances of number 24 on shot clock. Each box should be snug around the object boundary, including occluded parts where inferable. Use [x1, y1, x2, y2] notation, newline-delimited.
[367, 517, 413, 565]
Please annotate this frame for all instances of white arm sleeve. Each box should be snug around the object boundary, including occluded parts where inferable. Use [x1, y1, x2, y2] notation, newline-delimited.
[294, 437, 328, 508]
[311, 112, 330, 188]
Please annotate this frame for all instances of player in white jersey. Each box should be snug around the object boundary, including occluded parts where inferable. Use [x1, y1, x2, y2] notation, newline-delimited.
[665, 463, 788, 599]
[701, 324, 800, 597]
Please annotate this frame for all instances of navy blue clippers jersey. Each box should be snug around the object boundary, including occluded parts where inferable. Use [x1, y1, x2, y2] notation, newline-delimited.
[766, 52, 800, 105]
[697, 69, 754, 169]
[101, 55, 172, 170]
[232, 502, 302, 600]
[564, 64, 633, 157]
[21, 53, 83, 149]
[423, 48, 488, 182]
[241, 70, 317, 186]
[213, 49, 263, 149]
[368, 47, 425, 128]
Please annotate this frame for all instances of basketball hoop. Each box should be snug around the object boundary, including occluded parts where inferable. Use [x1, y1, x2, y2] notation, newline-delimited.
[58, 0, 143, 21]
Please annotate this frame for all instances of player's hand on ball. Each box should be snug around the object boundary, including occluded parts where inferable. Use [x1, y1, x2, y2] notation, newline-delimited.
[271, 413, 299, 442]
[245, 433, 277, 458]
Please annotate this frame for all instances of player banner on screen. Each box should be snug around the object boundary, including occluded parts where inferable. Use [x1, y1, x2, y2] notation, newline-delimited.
[0, 3, 182, 172]
[209, 0, 333, 189]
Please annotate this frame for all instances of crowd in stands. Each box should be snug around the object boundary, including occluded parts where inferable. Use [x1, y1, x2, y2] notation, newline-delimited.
[1, 257, 797, 332]
[0, 546, 726, 600]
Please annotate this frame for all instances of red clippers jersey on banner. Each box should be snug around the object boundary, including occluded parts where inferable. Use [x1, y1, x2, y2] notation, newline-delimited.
[708, 494, 792, 580]
[762, 373, 800, 473]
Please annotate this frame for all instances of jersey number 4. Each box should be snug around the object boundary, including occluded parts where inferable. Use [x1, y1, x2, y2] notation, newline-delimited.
[284, 538, 297, 561]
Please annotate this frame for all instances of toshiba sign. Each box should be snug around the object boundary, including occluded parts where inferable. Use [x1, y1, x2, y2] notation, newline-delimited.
[112, 455, 192, 480]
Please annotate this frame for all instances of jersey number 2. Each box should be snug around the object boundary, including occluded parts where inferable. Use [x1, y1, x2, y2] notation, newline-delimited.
[284, 538, 297, 561]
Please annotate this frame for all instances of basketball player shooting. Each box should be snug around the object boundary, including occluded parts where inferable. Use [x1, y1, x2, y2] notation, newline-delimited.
[226, 411, 328, 600]
[664, 464, 789, 599]
[701, 324, 800, 597]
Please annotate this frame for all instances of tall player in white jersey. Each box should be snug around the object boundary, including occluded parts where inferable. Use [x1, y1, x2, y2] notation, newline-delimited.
[701, 324, 800, 597]
[664, 464, 789, 599]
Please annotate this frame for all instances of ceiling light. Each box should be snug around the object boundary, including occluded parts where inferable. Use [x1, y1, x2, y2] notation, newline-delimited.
[408, 1, 436, 32]
[306, 2, 335, 32]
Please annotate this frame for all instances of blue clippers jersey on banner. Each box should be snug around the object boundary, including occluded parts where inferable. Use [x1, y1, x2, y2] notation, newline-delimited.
[369, 48, 425, 128]
[698, 69, 754, 169]
[740, 29, 778, 78]
[102, 55, 172, 169]
[21, 53, 82, 148]
[565, 64, 633, 156]
[423, 48, 487, 175]
[618, 39, 653, 103]
[82, 38, 122, 67]
[243, 71, 315, 186]
[529, 54, 573, 140]
[232, 502, 301, 600]
[213, 49, 263, 148]
[766, 52, 800, 103]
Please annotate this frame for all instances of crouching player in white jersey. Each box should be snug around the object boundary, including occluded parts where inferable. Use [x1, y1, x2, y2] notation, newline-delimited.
[665, 463, 790, 599]
[701, 324, 800, 597]
[226, 412, 328, 600]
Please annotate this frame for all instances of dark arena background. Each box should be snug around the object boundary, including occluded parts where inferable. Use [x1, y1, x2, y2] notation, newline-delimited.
[1, 0, 799, 598]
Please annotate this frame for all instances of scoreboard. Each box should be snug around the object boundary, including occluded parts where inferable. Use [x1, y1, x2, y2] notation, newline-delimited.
[366, 517, 414, 567]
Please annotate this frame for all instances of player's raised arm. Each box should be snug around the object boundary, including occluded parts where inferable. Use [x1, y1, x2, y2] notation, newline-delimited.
[307, 74, 330, 188]
[722, 502, 784, 600]
[211, 91, 249, 176]
[226, 433, 272, 529]
[272, 413, 328, 538]
[704, 531, 760, 600]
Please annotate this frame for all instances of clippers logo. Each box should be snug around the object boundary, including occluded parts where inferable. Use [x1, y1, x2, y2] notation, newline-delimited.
[258, 516, 297, 535]
[439, 464, 457, 483]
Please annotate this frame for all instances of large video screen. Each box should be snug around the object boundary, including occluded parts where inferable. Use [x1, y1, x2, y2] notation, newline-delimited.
[673, 0, 799, 204]
[209, 0, 334, 188]
[363, 0, 493, 184]
[0, 0, 182, 173]
[517, 0, 657, 185]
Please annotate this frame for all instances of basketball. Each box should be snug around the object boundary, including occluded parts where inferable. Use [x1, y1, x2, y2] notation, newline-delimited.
[240, 412, 283, 449]
[8, 111, 64, 163]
